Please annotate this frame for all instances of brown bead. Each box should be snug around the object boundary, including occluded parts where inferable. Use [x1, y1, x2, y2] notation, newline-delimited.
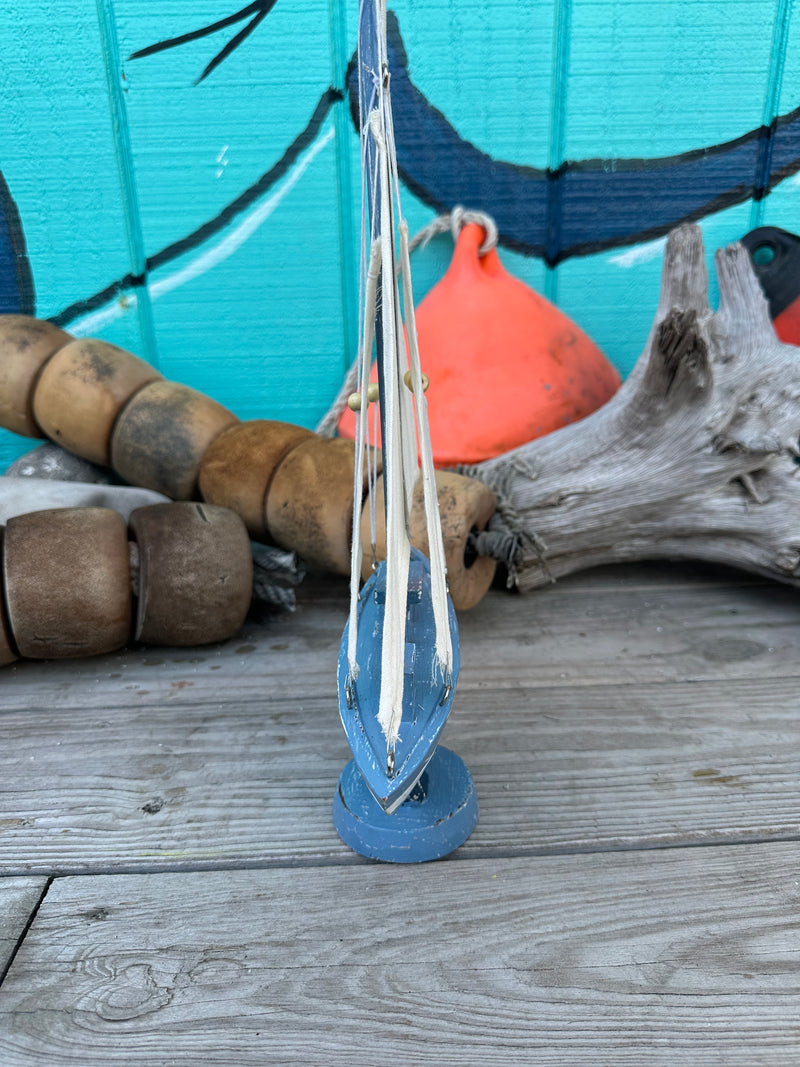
[32, 338, 162, 466]
[266, 437, 379, 574]
[110, 380, 239, 500]
[0, 529, 18, 666]
[198, 420, 315, 539]
[360, 470, 497, 611]
[0, 315, 72, 437]
[3, 508, 131, 658]
[129, 503, 252, 647]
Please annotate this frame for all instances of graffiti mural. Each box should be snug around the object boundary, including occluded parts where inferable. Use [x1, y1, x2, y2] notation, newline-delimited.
[0, 172, 34, 316]
[0, 0, 798, 470]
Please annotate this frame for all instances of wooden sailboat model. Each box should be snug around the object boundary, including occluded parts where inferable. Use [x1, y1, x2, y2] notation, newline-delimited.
[332, 0, 478, 861]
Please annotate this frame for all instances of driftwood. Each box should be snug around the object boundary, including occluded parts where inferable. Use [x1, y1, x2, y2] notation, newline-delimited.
[475, 224, 800, 591]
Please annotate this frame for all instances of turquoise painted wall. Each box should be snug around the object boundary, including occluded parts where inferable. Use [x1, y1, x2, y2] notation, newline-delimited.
[0, 0, 797, 469]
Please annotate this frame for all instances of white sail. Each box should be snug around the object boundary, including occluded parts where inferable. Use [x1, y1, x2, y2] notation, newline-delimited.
[347, 0, 453, 749]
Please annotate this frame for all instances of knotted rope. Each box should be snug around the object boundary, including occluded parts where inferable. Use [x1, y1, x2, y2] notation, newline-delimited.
[315, 206, 499, 438]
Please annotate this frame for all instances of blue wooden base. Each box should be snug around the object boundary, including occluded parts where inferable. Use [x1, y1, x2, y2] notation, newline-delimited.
[333, 746, 478, 863]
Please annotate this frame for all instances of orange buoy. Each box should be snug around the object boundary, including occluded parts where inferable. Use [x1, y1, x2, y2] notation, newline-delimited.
[338, 222, 620, 466]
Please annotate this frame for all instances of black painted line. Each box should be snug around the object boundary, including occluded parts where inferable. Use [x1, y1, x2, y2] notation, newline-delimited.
[349, 12, 800, 265]
[128, 0, 280, 86]
[51, 87, 342, 329]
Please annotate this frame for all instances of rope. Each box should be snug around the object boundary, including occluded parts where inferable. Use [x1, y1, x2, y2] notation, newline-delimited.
[458, 457, 552, 587]
[407, 205, 499, 258]
[316, 206, 499, 436]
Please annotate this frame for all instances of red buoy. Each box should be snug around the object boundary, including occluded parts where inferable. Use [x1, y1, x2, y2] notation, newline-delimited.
[339, 223, 620, 466]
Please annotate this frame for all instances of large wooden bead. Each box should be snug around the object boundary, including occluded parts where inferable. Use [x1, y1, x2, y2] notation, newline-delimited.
[266, 437, 377, 574]
[198, 420, 315, 539]
[33, 338, 162, 466]
[110, 380, 239, 500]
[3, 508, 131, 658]
[0, 315, 72, 437]
[0, 530, 18, 666]
[360, 471, 497, 610]
[129, 502, 252, 647]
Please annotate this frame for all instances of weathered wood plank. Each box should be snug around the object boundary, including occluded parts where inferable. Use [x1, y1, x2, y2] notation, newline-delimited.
[0, 670, 798, 873]
[1, 563, 798, 714]
[0, 562, 798, 873]
[0, 878, 48, 976]
[1, 845, 798, 1065]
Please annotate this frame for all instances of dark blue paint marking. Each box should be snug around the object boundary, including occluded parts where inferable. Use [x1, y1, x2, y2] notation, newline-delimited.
[345, 12, 800, 265]
[0, 171, 34, 315]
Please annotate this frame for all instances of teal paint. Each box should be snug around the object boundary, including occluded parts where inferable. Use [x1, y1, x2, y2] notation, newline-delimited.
[565, 0, 777, 159]
[749, 0, 794, 230]
[327, 0, 359, 374]
[95, 0, 159, 368]
[115, 0, 348, 430]
[545, 0, 572, 304]
[1, 0, 799, 473]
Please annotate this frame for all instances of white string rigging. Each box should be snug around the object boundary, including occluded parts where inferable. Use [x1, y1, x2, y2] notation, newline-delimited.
[347, 0, 453, 749]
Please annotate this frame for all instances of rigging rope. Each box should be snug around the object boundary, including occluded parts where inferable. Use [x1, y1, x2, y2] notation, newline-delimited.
[316, 205, 499, 437]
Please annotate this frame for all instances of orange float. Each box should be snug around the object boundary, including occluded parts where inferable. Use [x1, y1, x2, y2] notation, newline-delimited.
[338, 222, 621, 466]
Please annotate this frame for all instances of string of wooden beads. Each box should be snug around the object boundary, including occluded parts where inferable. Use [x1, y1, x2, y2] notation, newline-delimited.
[0, 315, 498, 608]
[0, 502, 252, 664]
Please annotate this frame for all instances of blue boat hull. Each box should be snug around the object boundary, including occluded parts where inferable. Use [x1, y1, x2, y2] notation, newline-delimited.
[337, 548, 460, 813]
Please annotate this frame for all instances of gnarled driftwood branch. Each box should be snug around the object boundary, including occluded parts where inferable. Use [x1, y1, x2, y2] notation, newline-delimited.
[475, 224, 800, 591]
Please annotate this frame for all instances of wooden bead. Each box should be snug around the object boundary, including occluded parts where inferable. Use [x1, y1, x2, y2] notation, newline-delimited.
[129, 503, 252, 647]
[3, 508, 131, 658]
[111, 380, 239, 500]
[347, 383, 381, 411]
[33, 338, 162, 466]
[403, 370, 429, 392]
[0, 315, 72, 437]
[198, 420, 315, 539]
[360, 470, 497, 610]
[266, 437, 380, 574]
[0, 530, 18, 666]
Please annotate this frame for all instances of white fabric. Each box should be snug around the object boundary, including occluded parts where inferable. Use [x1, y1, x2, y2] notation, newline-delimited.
[347, 239, 382, 678]
[371, 110, 411, 746]
[349, 0, 453, 749]
[399, 221, 453, 674]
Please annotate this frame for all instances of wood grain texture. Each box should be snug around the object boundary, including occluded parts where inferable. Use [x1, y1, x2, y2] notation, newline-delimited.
[1, 846, 799, 1065]
[478, 227, 800, 593]
[0, 563, 798, 873]
[0, 878, 47, 975]
[2, 562, 797, 711]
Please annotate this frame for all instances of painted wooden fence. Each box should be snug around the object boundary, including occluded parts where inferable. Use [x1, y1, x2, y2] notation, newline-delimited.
[0, 0, 797, 470]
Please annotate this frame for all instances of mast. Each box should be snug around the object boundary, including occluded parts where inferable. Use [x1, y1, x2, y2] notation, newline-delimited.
[347, 0, 453, 758]
[333, 1, 478, 860]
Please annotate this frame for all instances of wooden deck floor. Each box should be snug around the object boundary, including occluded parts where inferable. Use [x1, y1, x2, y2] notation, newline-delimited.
[0, 560, 799, 1064]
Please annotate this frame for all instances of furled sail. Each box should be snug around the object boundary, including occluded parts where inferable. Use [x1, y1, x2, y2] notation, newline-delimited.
[337, 0, 457, 813]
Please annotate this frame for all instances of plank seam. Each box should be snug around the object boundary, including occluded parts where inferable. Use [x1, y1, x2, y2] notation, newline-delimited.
[4, 664, 800, 715]
[2, 833, 798, 880]
[544, 0, 572, 302]
[94, 0, 160, 366]
[749, 0, 794, 229]
[327, 0, 359, 375]
[0, 876, 53, 990]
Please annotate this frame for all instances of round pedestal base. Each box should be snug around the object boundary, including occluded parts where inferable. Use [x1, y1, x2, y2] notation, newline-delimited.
[333, 746, 478, 863]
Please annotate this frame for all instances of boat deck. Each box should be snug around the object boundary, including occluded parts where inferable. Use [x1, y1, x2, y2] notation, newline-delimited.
[0, 559, 798, 1064]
